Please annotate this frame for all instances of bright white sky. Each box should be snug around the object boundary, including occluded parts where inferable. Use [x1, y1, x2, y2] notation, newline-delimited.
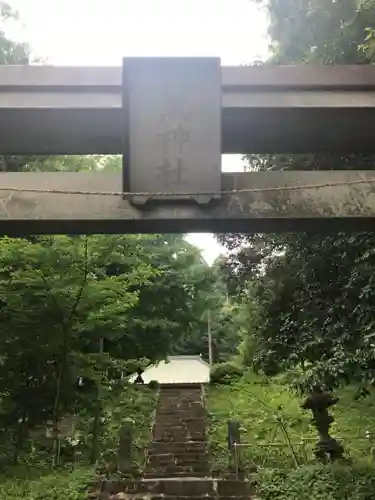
[9, 0, 269, 265]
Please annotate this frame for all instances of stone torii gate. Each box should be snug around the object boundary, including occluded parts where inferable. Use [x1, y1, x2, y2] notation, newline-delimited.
[1, 57, 375, 235]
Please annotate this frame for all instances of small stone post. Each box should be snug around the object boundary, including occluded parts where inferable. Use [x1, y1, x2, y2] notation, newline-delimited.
[227, 419, 242, 478]
[117, 418, 134, 474]
[301, 385, 344, 463]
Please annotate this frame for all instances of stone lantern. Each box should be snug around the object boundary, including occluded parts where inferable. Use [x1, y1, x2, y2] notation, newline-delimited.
[301, 385, 344, 463]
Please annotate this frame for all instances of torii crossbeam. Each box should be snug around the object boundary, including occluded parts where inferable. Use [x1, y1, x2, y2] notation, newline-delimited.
[1, 58, 375, 234]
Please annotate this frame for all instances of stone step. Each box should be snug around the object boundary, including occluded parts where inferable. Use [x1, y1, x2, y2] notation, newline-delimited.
[99, 496, 251, 500]
[158, 392, 202, 396]
[144, 463, 210, 477]
[158, 393, 202, 399]
[157, 401, 203, 404]
[153, 421, 206, 430]
[153, 436, 207, 444]
[158, 399, 203, 402]
[98, 479, 255, 497]
[153, 416, 206, 423]
[157, 398, 202, 402]
[159, 388, 202, 393]
[156, 405, 203, 412]
[143, 472, 209, 479]
[157, 400, 202, 405]
[153, 428, 206, 442]
[157, 397, 202, 401]
[156, 408, 206, 416]
[153, 425, 206, 434]
[153, 432, 206, 438]
[152, 427, 206, 442]
[147, 460, 210, 470]
[152, 428, 207, 436]
[147, 452, 210, 466]
[149, 441, 208, 454]
[157, 400, 202, 403]
[152, 426, 206, 435]
[153, 420, 206, 426]
[95, 494, 251, 500]
[157, 408, 202, 413]
[152, 435, 207, 444]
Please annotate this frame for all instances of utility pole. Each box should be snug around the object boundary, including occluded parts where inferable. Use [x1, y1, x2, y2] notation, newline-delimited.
[91, 336, 104, 464]
[207, 309, 213, 365]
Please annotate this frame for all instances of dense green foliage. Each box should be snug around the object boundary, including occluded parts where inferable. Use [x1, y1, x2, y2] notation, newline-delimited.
[173, 262, 242, 362]
[210, 362, 244, 385]
[257, 463, 375, 500]
[0, 4, 237, 482]
[0, 467, 95, 500]
[213, 0, 375, 494]
[219, 0, 375, 391]
[0, 382, 156, 498]
[0, 231, 217, 464]
[208, 372, 375, 472]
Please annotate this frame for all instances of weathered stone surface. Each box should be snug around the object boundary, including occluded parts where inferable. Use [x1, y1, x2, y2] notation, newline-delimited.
[217, 480, 256, 496]
[2, 171, 375, 235]
[95, 479, 256, 499]
[144, 384, 209, 479]
[149, 442, 208, 455]
[2, 64, 375, 156]
[148, 452, 209, 465]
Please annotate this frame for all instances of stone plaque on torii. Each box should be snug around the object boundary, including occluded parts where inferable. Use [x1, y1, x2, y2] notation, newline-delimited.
[0, 58, 375, 234]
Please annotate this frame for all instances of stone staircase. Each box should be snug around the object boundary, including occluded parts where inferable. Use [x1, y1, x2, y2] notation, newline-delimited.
[90, 383, 256, 499]
[145, 384, 209, 478]
[96, 477, 255, 499]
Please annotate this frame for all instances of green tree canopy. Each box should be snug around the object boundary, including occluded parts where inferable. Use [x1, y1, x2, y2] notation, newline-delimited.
[219, 0, 375, 391]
